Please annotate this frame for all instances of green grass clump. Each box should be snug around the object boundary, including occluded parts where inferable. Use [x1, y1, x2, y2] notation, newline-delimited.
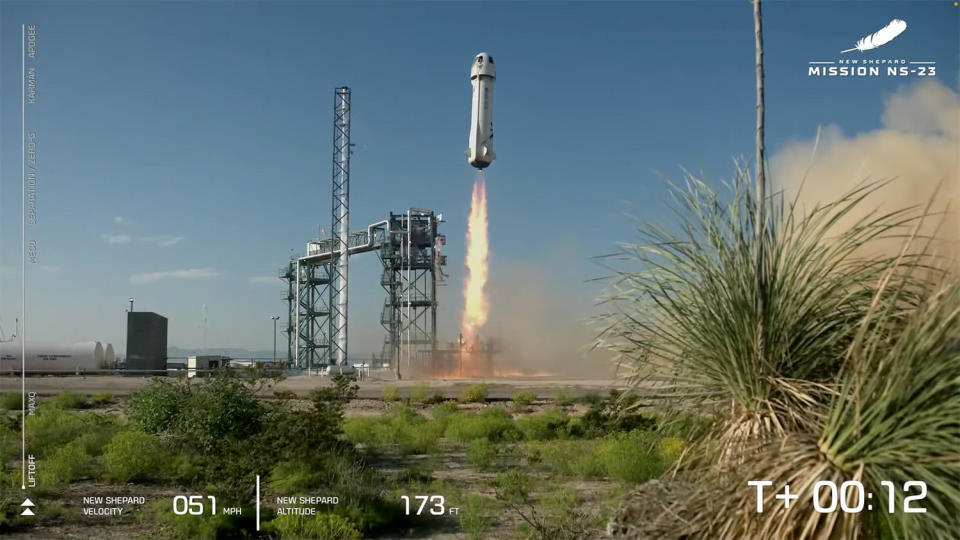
[39, 438, 95, 485]
[409, 383, 429, 404]
[527, 439, 603, 477]
[594, 429, 665, 484]
[270, 461, 326, 493]
[74, 428, 118, 457]
[341, 416, 390, 448]
[26, 408, 91, 457]
[527, 429, 672, 482]
[552, 388, 574, 406]
[102, 430, 169, 482]
[459, 494, 496, 540]
[459, 384, 489, 403]
[406, 384, 444, 405]
[512, 390, 536, 408]
[128, 377, 191, 433]
[171, 455, 203, 486]
[265, 512, 362, 540]
[178, 377, 264, 452]
[465, 438, 497, 471]
[389, 409, 444, 454]
[130, 376, 264, 454]
[23, 408, 120, 464]
[382, 385, 400, 402]
[0, 392, 21, 411]
[657, 436, 685, 462]
[90, 392, 115, 405]
[430, 401, 459, 422]
[0, 423, 19, 464]
[515, 408, 571, 441]
[445, 408, 519, 443]
[342, 406, 443, 454]
[49, 392, 89, 409]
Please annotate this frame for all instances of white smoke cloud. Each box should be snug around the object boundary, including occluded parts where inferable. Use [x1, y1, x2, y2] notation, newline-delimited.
[484, 260, 613, 377]
[771, 80, 959, 263]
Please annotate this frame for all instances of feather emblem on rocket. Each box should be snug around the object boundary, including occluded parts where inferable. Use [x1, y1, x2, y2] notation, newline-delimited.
[467, 52, 496, 169]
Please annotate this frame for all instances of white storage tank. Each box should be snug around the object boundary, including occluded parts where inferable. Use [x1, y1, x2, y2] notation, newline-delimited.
[0, 341, 107, 374]
[95, 341, 105, 367]
[104, 343, 115, 368]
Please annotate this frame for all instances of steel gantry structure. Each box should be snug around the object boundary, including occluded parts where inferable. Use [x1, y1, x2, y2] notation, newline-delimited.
[281, 213, 445, 374]
[280, 87, 447, 376]
[379, 210, 446, 377]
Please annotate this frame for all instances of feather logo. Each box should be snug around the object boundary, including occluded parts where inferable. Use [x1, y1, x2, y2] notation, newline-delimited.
[841, 19, 907, 53]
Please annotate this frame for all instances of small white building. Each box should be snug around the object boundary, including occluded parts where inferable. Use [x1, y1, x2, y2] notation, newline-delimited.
[187, 355, 229, 378]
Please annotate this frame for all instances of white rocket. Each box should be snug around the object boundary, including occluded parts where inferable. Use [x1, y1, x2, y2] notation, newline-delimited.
[467, 52, 495, 169]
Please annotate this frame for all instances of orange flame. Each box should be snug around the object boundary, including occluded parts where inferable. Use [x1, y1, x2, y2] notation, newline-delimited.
[461, 174, 489, 344]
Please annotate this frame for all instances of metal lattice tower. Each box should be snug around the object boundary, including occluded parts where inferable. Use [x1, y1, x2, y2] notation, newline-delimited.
[330, 87, 351, 366]
[379, 210, 445, 377]
[282, 263, 295, 365]
[282, 258, 332, 370]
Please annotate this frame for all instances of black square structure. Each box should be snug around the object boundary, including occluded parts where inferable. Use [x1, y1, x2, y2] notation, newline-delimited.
[125, 312, 168, 375]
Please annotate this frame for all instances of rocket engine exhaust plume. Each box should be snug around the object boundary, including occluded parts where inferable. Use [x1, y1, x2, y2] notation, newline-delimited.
[461, 171, 489, 344]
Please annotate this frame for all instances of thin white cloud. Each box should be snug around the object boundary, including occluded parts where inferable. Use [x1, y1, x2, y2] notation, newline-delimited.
[113, 216, 126, 225]
[101, 234, 132, 244]
[130, 267, 220, 283]
[248, 276, 278, 283]
[142, 236, 183, 247]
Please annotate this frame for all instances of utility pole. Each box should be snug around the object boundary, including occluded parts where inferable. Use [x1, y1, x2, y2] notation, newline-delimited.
[753, 0, 767, 359]
[271, 316, 280, 363]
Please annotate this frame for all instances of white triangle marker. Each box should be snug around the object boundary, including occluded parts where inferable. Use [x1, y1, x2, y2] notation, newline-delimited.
[21, 498, 34, 507]
[20, 508, 35, 516]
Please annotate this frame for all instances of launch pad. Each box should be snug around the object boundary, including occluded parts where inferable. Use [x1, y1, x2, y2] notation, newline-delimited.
[279, 209, 446, 377]
[281, 51, 498, 379]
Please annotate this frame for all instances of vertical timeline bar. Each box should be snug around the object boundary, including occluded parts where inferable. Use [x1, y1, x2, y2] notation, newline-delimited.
[20, 23, 27, 490]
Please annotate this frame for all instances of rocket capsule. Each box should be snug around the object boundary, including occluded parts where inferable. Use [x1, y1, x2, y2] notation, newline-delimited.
[467, 52, 496, 169]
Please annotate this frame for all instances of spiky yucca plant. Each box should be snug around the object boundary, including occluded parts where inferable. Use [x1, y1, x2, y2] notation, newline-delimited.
[598, 170, 928, 457]
[690, 280, 959, 540]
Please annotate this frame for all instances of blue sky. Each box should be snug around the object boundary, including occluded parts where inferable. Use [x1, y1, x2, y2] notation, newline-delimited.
[0, 1, 957, 357]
